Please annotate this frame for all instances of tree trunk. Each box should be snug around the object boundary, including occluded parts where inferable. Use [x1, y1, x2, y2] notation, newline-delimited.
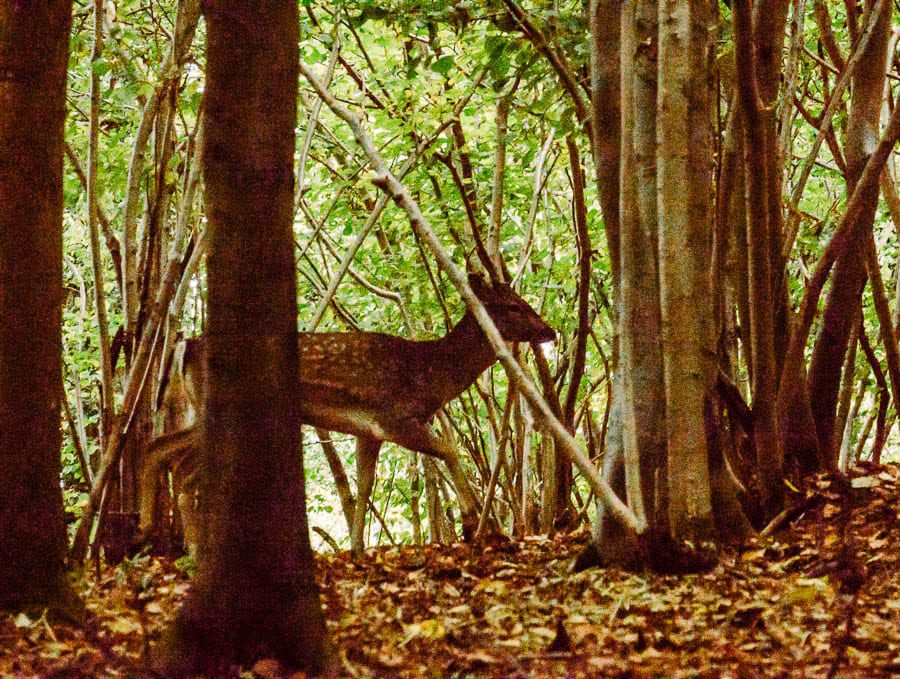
[0, 0, 81, 618]
[733, 0, 784, 518]
[657, 0, 715, 542]
[621, 0, 667, 533]
[582, 0, 664, 570]
[589, 0, 622, 289]
[807, 0, 892, 462]
[579, 0, 626, 568]
[158, 2, 329, 674]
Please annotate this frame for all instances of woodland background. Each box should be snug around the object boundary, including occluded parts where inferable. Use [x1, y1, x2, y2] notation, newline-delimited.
[0, 0, 899, 676]
[48, 0, 900, 548]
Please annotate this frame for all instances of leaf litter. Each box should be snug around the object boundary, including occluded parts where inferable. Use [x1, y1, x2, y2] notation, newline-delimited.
[0, 463, 897, 677]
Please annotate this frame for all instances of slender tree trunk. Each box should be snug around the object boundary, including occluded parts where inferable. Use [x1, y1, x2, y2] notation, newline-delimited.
[589, 0, 621, 287]
[657, 0, 715, 542]
[807, 0, 892, 461]
[733, 0, 784, 518]
[121, 0, 202, 352]
[87, 0, 115, 447]
[424, 457, 446, 543]
[557, 134, 591, 526]
[585, 0, 663, 569]
[838, 375, 868, 472]
[752, 0, 792, 370]
[158, 3, 329, 674]
[832, 315, 860, 458]
[0, 0, 81, 618]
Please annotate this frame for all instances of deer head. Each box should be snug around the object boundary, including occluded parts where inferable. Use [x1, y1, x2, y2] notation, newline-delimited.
[468, 274, 556, 344]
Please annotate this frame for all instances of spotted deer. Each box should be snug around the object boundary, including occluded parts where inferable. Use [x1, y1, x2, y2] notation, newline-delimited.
[139, 275, 555, 555]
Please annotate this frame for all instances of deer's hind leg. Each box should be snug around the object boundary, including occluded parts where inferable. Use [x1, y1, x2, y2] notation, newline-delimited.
[350, 437, 382, 557]
[387, 420, 480, 542]
[137, 426, 201, 545]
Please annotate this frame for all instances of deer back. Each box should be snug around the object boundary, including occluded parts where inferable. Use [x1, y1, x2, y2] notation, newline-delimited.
[154, 278, 554, 442]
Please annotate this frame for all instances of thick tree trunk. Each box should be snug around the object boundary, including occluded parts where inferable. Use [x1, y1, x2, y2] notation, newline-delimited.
[0, 0, 81, 618]
[588, 0, 666, 569]
[158, 2, 329, 674]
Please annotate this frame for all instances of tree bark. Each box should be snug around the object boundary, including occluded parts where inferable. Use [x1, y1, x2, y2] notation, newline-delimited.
[558, 134, 591, 525]
[657, 0, 715, 542]
[0, 0, 81, 618]
[158, 2, 329, 674]
[584, 0, 664, 569]
[589, 0, 622, 289]
[87, 0, 115, 446]
[733, 0, 784, 517]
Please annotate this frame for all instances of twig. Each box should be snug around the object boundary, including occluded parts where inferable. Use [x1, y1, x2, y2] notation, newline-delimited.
[862, 230, 900, 436]
[312, 526, 341, 553]
[782, 0, 888, 259]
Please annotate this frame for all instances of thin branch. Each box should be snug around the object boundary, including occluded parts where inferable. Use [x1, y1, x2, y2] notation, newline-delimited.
[64, 143, 123, 295]
[473, 387, 515, 541]
[121, 0, 202, 340]
[814, 0, 846, 72]
[778, 98, 900, 402]
[782, 0, 888, 259]
[305, 70, 485, 330]
[562, 135, 591, 428]
[500, 0, 590, 123]
[488, 90, 513, 275]
[514, 133, 555, 285]
[855, 321, 890, 461]
[779, 0, 808, 177]
[87, 0, 114, 447]
[296, 33, 339, 210]
[862, 231, 900, 434]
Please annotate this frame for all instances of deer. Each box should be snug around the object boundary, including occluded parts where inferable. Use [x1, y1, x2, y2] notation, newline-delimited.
[138, 274, 555, 556]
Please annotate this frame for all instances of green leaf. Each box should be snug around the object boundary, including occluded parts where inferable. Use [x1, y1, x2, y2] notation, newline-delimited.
[91, 58, 110, 76]
[431, 55, 455, 76]
[490, 54, 510, 79]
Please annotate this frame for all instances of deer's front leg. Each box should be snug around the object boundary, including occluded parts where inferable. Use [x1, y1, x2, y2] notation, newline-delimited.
[350, 437, 382, 556]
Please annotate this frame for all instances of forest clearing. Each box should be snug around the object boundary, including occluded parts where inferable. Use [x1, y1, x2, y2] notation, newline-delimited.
[3, 0, 900, 676]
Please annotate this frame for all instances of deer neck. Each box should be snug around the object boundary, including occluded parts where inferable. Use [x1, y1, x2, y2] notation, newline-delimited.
[428, 311, 497, 406]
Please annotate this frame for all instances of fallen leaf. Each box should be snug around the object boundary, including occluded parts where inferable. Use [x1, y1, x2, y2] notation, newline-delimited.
[402, 618, 445, 643]
[251, 658, 283, 678]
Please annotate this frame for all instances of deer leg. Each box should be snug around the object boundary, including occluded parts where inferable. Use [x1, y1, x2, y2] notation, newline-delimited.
[176, 485, 199, 558]
[172, 450, 201, 558]
[351, 437, 382, 557]
[387, 421, 480, 542]
[137, 426, 201, 543]
[438, 445, 480, 542]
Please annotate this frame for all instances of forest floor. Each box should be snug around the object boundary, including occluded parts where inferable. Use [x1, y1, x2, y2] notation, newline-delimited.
[1, 463, 898, 678]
